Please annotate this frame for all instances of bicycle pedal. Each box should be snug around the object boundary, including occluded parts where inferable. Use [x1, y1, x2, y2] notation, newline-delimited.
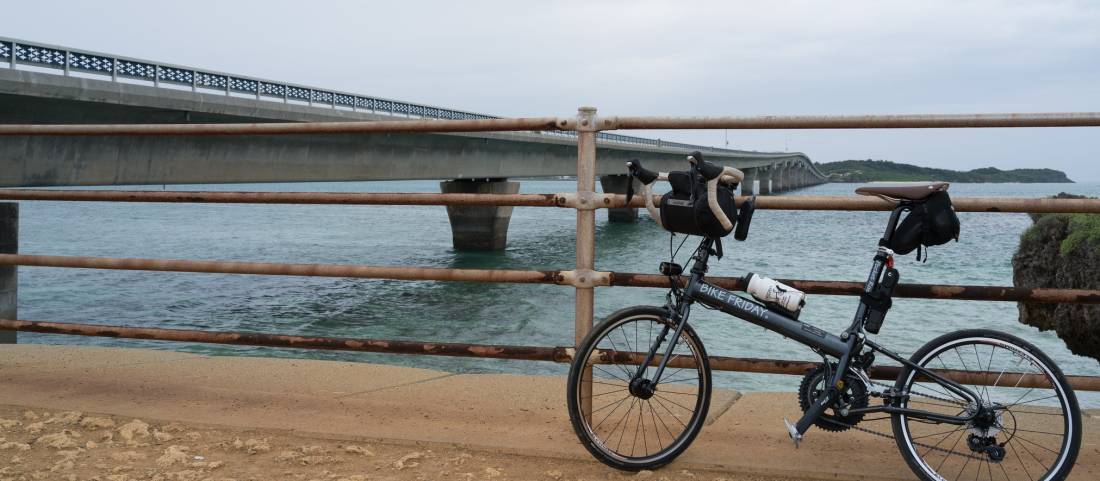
[783, 418, 802, 448]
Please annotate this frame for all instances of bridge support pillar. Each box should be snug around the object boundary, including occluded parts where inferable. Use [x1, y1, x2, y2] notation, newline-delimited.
[440, 178, 520, 251]
[759, 169, 772, 195]
[775, 166, 789, 192]
[599, 175, 640, 223]
[788, 167, 801, 190]
[741, 168, 756, 196]
[0, 203, 16, 344]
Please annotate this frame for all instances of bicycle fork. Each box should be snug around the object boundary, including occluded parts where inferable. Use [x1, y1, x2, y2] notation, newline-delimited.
[632, 299, 693, 390]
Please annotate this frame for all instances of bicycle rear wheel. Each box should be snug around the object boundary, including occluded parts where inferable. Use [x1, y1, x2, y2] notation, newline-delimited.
[566, 306, 711, 471]
[891, 329, 1081, 481]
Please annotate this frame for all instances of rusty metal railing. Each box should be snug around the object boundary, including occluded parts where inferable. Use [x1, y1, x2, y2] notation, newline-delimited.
[1, 190, 1100, 214]
[0, 253, 1098, 305]
[2, 109, 1100, 401]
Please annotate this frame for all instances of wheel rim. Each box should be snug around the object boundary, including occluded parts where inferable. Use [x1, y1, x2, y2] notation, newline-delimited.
[574, 313, 708, 464]
[897, 337, 1074, 481]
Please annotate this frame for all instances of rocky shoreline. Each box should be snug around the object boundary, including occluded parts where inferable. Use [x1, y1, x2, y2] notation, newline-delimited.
[1013, 193, 1100, 361]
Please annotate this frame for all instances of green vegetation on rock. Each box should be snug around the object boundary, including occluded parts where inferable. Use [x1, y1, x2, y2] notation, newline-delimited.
[817, 159, 1072, 183]
[1020, 194, 1100, 255]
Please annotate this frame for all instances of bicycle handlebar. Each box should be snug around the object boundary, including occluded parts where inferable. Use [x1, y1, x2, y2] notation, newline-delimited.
[625, 153, 744, 235]
[689, 152, 741, 234]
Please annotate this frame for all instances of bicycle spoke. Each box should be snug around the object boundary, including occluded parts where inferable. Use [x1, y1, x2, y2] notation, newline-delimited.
[652, 395, 688, 428]
[935, 429, 969, 472]
[592, 365, 629, 383]
[604, 335, 635, 380]
[1011, 428, 1064, 437]
[592, 394, 632, 430]
[1005, 409, 1064, 417]
[648, 399, 675, 441]
[653, 392, 696, 414]
[1006, 393, 1060, 408]
[612, 398, 637, 453]
[956, 449, 973, 481]
[1015, 437, 1052, 474]
[1014, 434, 1060, 455]
[1009, 442, 1035, 481]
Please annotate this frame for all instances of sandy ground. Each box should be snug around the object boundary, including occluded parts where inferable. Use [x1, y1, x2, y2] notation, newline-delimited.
[0, 405, 797, 481]
[0, 345, 1095, 481]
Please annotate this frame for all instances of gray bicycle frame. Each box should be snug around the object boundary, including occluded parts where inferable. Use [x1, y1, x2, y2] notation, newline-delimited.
[634, 204, 984, 435]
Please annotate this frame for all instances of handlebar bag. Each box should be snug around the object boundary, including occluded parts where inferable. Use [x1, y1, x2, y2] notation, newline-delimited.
[659, 171, 738, 238]
[888, 191, 960, 255]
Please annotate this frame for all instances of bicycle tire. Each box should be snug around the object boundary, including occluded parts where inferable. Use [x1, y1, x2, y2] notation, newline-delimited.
[566, 305, 712, 471]
[891, 329, 1082, 481]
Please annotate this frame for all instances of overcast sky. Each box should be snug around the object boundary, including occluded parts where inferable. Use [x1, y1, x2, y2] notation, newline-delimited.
[7, 1, 1100, 180]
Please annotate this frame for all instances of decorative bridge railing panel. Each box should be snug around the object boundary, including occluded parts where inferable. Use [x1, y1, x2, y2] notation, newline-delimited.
[1, 35, 827, 180]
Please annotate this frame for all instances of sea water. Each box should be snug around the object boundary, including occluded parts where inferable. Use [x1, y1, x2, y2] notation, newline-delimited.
[12, 181, 1100, 407]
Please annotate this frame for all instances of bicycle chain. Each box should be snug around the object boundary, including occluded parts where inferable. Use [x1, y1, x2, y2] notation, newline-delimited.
[815, 379, 987, 462]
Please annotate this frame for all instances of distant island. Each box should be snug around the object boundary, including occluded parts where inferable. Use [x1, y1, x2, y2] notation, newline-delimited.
[816, 159, 1073, 183]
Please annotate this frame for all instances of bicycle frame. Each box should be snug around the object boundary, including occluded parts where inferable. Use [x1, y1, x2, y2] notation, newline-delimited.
[634, 202, 985, 436]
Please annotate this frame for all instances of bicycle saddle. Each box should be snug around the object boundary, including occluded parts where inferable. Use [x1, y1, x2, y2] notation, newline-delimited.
[855, 181, 950, 201]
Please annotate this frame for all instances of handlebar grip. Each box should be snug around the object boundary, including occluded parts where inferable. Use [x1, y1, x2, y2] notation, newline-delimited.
[720, 166, 745, 183]
[687, 151, 705, 165]
[626, 159, 660, 185]
[691, 154, 744, 184]
[642, 182, 663, 229]
[706, 178, 734, 233]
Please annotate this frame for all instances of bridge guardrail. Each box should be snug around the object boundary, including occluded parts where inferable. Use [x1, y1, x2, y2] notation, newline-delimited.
[2, 109, 1100, 407]
[1, 35, 805, 165]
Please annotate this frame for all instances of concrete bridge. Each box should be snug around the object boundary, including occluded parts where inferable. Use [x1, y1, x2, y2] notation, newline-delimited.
[0, 36, 827, 248]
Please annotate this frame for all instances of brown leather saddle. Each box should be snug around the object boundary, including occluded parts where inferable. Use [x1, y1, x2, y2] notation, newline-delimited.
[855, 181, 950, 201]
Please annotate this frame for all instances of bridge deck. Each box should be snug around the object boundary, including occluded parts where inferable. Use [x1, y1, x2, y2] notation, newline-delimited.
[0, 344, 1094, 480]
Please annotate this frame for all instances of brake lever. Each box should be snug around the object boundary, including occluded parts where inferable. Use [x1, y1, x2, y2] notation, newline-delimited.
[625, 161, 637, 203]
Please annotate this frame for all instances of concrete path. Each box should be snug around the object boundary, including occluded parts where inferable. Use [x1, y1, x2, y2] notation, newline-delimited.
[0, 345, 1096, 480]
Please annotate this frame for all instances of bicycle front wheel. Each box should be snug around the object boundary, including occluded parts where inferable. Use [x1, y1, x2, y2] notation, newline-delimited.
[566, 306, 711, 471]
[891, 329, 1081, 481]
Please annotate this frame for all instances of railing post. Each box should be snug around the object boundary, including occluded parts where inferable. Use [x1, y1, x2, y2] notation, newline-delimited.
[0, 203, 16, 344]
[575, 106, 597, 418]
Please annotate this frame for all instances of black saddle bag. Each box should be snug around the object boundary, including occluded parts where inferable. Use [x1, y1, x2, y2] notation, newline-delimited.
[659, 171, 738, 238]
[888, 191, 961, 256]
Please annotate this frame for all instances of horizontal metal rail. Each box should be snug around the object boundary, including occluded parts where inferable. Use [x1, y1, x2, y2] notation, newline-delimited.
[611, 273, 1100, 305]
[600, 113, 1100, 130]
[4, 113, 1100, 138]
[0, 117, 564, 136]
[0, 254, 569, 285]
[1, 190, 1099, 214]
[1, 319, 1096, 391]
[0, 190, 563, 207]
[1, 254, 1096, 304]
[0, 319, 562, 362]
[724, 195, 1100, 214]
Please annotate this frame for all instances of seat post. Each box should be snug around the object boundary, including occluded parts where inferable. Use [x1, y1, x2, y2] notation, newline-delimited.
[879, 202, 911, 247]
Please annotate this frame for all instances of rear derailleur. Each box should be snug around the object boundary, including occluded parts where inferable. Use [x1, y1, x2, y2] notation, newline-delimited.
[967, 434, 1007, 462]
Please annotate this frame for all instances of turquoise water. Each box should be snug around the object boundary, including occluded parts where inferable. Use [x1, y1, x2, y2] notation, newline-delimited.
[12, 181, 1100, 407]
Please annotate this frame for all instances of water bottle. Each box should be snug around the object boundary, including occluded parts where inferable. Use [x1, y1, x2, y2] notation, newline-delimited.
[745, 273, 806, 315]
